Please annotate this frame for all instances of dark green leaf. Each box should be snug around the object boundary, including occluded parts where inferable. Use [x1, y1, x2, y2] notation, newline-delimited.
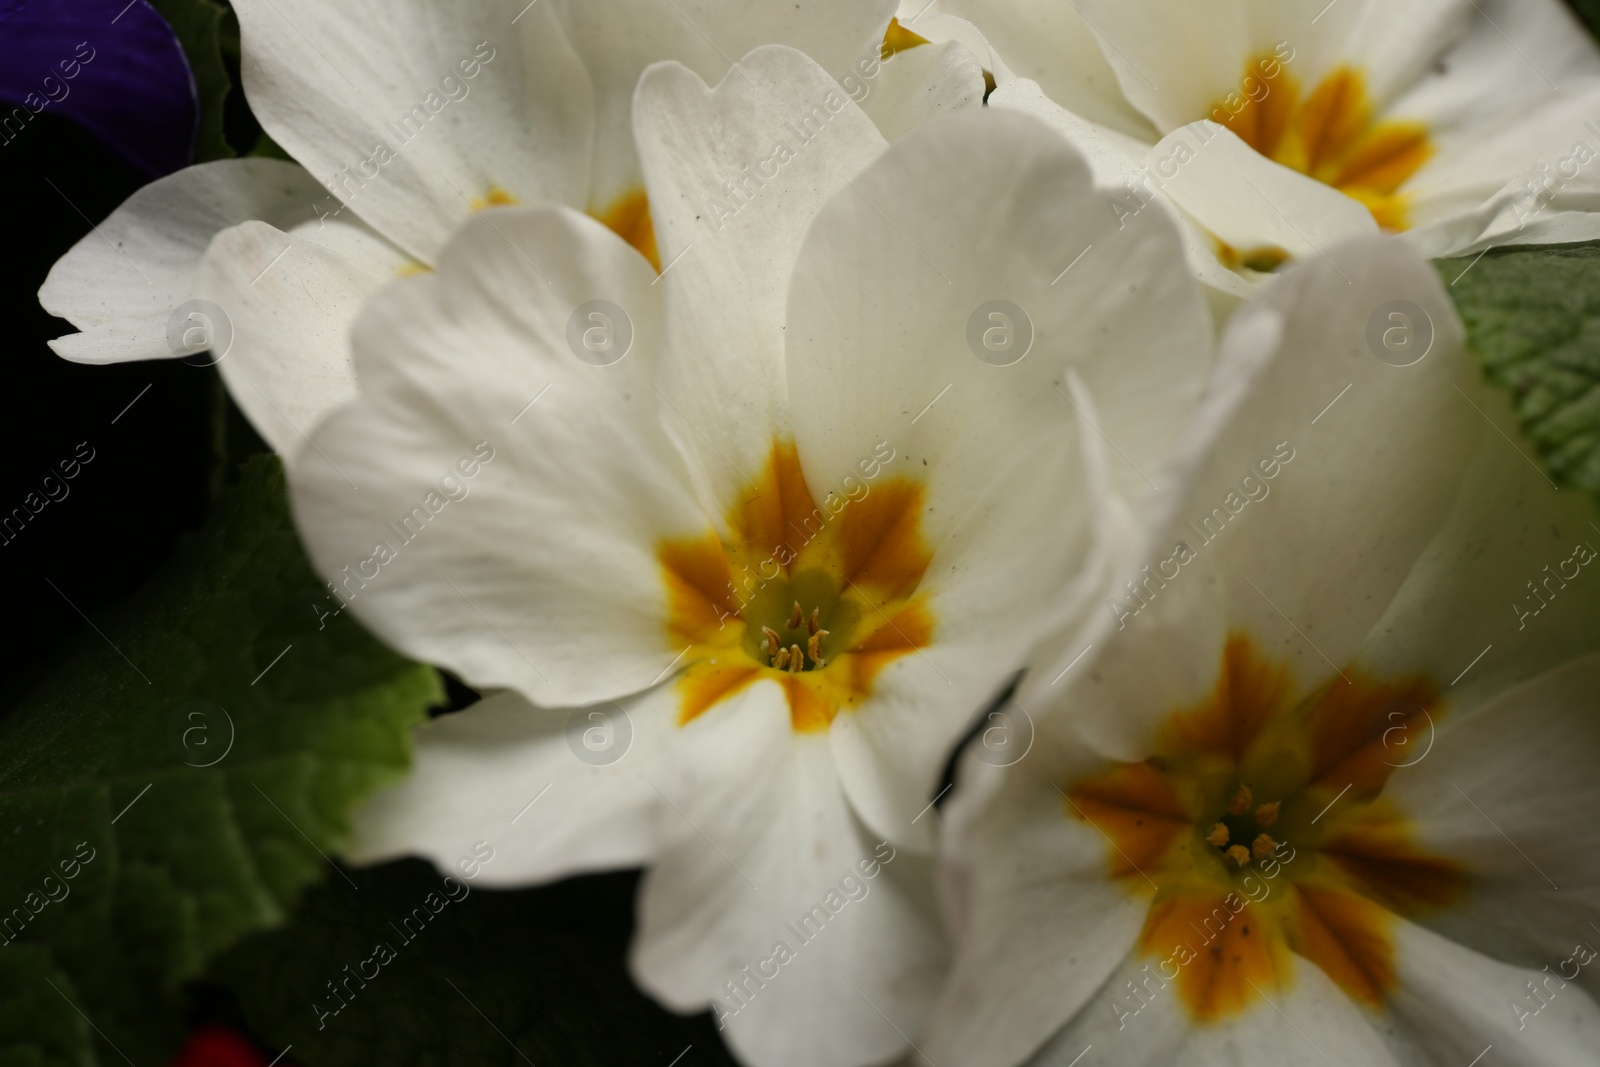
[1437, 241, 1600, 494]
[212, 861, 738, 1067]
[1568, 0, 1600, 39]
[147, 0, 235, 163]
[0, 457, 440, 1066]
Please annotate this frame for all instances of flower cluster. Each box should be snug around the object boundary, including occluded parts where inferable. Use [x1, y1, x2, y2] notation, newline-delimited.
[39, 1, 1600, 1065]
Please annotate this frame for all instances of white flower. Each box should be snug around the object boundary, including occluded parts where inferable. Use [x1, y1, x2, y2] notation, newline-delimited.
[37, 0, 983, 457]
[924, 233, 1600, 1067]
[928, 0, 1600, 292]
[286, 47, 1214, 1067]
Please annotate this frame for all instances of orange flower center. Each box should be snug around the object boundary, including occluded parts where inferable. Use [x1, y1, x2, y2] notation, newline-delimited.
[1207, 54, 1432, 238]
[657, 441, 934, 732]
[1066, 633, 1466, 1023]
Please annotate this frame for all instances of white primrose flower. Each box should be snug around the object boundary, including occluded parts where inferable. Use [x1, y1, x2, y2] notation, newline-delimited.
[923, 234, 1600, 1067]
[286, 46, 1214, 1067]
[927, 0, 1600, 292]
[37, 0, 984, 458]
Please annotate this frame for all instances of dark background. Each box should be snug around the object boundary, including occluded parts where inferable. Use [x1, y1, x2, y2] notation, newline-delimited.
[0, 111, 212, 707]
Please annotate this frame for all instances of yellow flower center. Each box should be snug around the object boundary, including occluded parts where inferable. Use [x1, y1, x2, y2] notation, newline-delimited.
[1208, 55, 1433, 234]
[657, 441, 933, 732]
[1066, 633, 1466, 1023]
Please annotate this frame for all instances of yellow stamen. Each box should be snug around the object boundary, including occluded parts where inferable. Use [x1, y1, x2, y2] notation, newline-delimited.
[1226, 844, 1252, 867]
[1252, 834, 1278, 861]
[1206, 823, 1231, 848]
[1256, 802, 1280, 829]
[788, 644, 804, 674]
[1227, 784, 1254, 816]
[809, 607, 821, 636]
[773, 647, 790, 671]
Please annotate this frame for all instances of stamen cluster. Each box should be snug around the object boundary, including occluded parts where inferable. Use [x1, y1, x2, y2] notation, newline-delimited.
[1207, 783, 1281, 868]
[760, 602, 830, 672]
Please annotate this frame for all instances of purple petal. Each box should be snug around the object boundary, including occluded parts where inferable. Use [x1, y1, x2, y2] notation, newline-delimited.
[0, 0, 200, 175]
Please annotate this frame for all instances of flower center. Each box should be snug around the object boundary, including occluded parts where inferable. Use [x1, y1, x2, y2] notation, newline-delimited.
[656, 440, 932, 732]
[743, 575, 860, 673]
[1066, 633, 1466, 1022]
[1205, 782, 1282, 869]
[1206, 55, 1433, 241]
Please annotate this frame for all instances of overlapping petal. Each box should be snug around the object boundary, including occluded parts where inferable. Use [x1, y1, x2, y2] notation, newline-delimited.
[290, 206, 696, 707]
[633, 45, 888, 508]
[40, 159, 322, 364]
[197, 217, 412, 459]
[231, 0, 592, 263]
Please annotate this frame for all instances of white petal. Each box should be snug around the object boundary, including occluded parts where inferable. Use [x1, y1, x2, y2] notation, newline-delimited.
[1357, 388, 1600, 703]
[1068, 0, 1251, 134]
[1381, 654, 1600, 969]
[1302, 0, 1476, 107]
[1042, 235, 1477, 756]
[1154, 236, 1471, 669]
[348, 687, 676, 880]
[987, 79, 1254, 305]
[1402, 78, 1600, 228]
[923, 756, 1148, 1067]
[290, 207, 705, 706]
[1384, 919, 1600, 1067]
[1144, 123, 1379, 263]
[40, 159, 322, 364]
[197, 217, 410, 459]
[554, 0, 898, 207]
[890, 8, 1014, 82]
[858, 38, 985, 143]
[632, 44, 888, 508]
[631, 684, 946, 1067]
[1020, 946, 1402, 1066]
[233, 0, 593, 262]
[1387, 0, 1600, 133]
[787, 106, 1212, 546]
[1465, 205, 1600, 254]
[931, 0, 1157, 138]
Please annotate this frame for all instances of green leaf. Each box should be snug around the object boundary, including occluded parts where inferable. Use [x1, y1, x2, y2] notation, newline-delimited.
[147, 0, 235, 162]
[0, 457, 441, 1067]
[211, 861, 739, 1067]
[1568, 0, 1600, 39]
[1437, 241, 1600, 494]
